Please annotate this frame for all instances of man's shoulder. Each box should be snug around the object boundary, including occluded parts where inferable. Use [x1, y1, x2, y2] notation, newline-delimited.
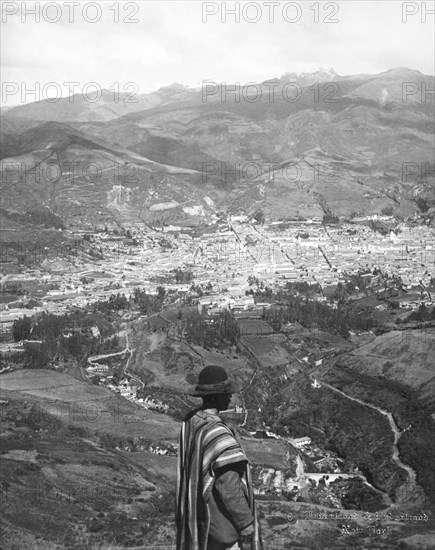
[182, 408, 201, 423]
[183, 409, 231, 434]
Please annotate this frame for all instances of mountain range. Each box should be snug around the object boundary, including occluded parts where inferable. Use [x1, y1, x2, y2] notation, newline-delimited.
[1, 68, 434, 238]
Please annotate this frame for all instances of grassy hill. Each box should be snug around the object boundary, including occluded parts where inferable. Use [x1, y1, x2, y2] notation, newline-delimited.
[2, 314, 435, 548]
[0, 370, 179, 549]
[340, 329, 435, 406]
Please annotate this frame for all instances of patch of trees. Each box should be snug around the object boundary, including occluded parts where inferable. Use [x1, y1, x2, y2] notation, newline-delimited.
[332, 275, 370, 303]
[331, 479, 385, 511]
[296, 231, 309, 239]
[156, 286, 166, 300]
[23, 342, 51, 369]
[244, 367, 295, 430]
[12, 311, 118, 368]
[180, 310, 239, 349]
[248, 370, 406, 501]
[358, 376, 434, 503]
[404, 303, 435, 323]
[284, 281, 322, 297]
[26, 208, 65, 230]
[261, 295, 373, 338]
[416, 197, 429, 213]
[250, 286, 274, 300]
[12, 315, 31, 341]
[253, 210, 265, 224]
[94, 293, 129, 313]
[273, 386, 406, 499]
[322, 213, 339, 225]
[327, 365, 435, 504]
[190, 283, 204, 297]
[173, 268, 194, 284]
[158, 237, 173, 249]
[381, 206, 394, 216]
[399, 423, 435, 504]
[132, 288, 164, 315]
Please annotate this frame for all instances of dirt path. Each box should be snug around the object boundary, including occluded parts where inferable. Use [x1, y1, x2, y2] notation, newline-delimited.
[87, 328, 144, 389]
[315, 376, 417, 488]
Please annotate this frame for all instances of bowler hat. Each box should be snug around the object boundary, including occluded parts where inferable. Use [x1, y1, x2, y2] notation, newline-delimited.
[188, 365, 243, 396]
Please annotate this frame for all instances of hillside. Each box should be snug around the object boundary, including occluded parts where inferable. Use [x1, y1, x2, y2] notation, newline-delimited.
[2, 86, 196, 123]
[2, 304, 435, 548]
[322, 328, 435, 508]
[0, 369, 180, 549]
[1, 68, 433, 233]
[0, 121, 224, 244]
[0, 368, 317, 549]
[340, 329, 435, 401]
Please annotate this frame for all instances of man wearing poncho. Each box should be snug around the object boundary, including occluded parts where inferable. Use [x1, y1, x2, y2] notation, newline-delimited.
[176, 365, 263, 550]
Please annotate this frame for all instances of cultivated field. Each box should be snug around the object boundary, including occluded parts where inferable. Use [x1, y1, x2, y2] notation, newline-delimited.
[0, 369, 179, 441]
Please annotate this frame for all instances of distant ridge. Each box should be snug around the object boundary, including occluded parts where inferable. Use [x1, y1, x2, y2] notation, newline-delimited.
[1, 67, 434, 235]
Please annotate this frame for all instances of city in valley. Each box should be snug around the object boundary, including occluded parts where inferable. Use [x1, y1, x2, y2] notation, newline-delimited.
[0, 53, 434, 550]
[1, 207, 434, 549]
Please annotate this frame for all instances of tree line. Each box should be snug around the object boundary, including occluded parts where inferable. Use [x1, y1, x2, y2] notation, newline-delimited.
[260, 293, 373, 337]
[178, 310, 239, 349]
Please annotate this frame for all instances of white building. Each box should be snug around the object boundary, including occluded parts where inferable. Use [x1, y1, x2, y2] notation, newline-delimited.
[290, 437, 311, 448]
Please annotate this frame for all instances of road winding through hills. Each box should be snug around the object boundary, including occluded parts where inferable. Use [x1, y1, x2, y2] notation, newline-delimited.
[87, 327, 144, 388]
[314, 375, 417, 487]
[87, 314, 417, 504]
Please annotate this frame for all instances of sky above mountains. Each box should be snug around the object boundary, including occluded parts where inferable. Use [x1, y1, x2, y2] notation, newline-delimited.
[1, 0, 434, 105]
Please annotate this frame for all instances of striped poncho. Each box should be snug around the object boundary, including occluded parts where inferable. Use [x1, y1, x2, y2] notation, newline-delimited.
[176, 408, 262, 550]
